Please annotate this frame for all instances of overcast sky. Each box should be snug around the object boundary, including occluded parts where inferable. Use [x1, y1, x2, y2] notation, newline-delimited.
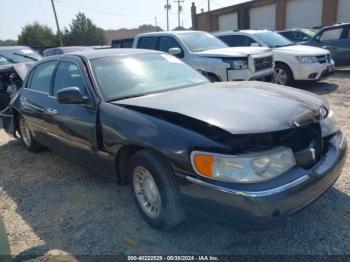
[0, 0, 251, 40]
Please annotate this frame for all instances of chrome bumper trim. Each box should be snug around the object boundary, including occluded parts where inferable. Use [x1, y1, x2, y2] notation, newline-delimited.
[186, 175, 310, 198]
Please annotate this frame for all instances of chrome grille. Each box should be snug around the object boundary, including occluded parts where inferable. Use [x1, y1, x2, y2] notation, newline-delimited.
[254, 56, 273, 72]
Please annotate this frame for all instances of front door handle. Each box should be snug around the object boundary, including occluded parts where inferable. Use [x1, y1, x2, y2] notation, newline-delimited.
[46, 108, 58, 115]
[19, 96, 27, 105]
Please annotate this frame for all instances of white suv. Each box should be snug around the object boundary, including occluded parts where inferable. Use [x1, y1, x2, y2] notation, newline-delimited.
[214, 30, 335, 86]
[133, 31, 274, 82]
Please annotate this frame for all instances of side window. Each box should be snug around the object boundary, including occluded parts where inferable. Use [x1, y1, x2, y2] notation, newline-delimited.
[53, 61, 88, 97]
[319, 28, 343, 41]
[137, 37, 156, 50]
[158, 36, 182, 52]
[28, 61, 57, 93]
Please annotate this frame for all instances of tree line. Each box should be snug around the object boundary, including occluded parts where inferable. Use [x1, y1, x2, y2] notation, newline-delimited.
[1, 13, 107, 47]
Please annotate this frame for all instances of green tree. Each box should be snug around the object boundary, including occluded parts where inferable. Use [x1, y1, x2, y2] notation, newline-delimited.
[0, 39, 17, 46]
[173, 26, 186, 31]
[64, 13, 107, 46]
[138, 24, 163, 32]
[17, 22, 57, 47]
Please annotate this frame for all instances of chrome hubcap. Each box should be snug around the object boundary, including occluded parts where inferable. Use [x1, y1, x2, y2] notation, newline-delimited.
[133, 166, 161, 219]
[273, 67, 288, 85]
[20, 119, 32, 147]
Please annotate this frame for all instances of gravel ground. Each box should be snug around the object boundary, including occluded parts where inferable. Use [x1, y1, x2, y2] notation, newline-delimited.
[0, 72, 350, 259]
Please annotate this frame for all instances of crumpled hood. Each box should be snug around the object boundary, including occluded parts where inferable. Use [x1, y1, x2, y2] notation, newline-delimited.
[0, 62, 34, 81]
[274, 45, 329, 56]
[195, 47, 271, 58]
[114, 82, 326, 135]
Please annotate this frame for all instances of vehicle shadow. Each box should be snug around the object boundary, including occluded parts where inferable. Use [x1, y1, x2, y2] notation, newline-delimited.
[0, 138, 349, 259]
[294, 71, 350, 95]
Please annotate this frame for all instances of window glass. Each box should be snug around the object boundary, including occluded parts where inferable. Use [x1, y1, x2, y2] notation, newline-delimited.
[219, 35, 257, 47]
[53, 61, 87, 96]
[137, 37, 157, 49]
[158, 37, 182, 52]
[320, 28, 343, 41]
[29, 61, 57, 93]
[0, 56, 11, 66]
[91, 54, 208, 101]
[279, 32, 295, 41]
[177, 32, 227, 52]
[253, 31, 292, 48]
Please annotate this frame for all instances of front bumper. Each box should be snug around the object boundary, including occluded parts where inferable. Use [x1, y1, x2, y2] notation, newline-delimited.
[178, 131, 347, 228]
[227, 68, 273, 81]
[292, 60, 335, 81]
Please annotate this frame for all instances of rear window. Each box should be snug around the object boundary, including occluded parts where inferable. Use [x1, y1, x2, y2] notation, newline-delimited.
[137, 37, 157, 50]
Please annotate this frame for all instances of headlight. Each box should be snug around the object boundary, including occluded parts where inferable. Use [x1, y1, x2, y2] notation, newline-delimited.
[191, 147, 296, 183]
[321, 110, 340, 137]
[222, 58, 248, 70]
[296, 56, 318, 64]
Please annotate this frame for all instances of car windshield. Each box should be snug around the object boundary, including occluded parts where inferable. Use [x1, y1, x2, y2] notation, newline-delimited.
[91, 53, 208, 101]
[0, 48, 42, 64]
[254, 31, 293, 48]
[177, 32, 228, 52]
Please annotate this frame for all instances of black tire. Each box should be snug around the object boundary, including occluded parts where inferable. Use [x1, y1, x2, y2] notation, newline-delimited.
[128, 150, 186, 230]
[18, 117, 43, 152]
[207, 74, 220, 82]
[273, 63, 294, 86]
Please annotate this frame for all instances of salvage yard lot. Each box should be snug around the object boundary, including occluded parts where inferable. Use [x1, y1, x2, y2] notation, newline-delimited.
[0, 72, 350, 257]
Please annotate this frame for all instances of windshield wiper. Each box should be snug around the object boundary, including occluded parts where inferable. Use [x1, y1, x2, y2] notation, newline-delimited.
[107, 93, 148, 102]
[13, 52, 39, 61]
[0, 55, 16, 63]
[273, 44, 294, 48]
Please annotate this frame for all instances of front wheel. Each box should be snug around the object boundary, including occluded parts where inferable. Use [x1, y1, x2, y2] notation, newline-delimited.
[129, 150, 186, 230]
[273, 64, 294, 86]
[18, 117, 43, 152]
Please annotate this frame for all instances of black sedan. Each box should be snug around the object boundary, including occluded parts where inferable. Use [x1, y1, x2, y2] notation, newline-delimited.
[1, 49, 347, 229]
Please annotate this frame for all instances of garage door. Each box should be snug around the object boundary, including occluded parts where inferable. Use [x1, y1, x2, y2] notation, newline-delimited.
[337, 0, 350, 23]
[286, 0, 322, 29]
[218, 12, 238, 31]
[250, 4, 276, 30]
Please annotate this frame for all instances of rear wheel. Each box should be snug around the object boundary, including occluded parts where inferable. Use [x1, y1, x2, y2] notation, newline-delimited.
[18, 117, 43, 152]
[129, 150, 186, 230]
[273, 63, 294, 86]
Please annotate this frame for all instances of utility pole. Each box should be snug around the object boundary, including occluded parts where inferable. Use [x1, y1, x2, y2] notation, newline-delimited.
[50, 0, 63, 46]
[164, 0, 171, 31]
[208, 0, 210, 12]
[154, 17, 158, 31]
[174, 0, 184, 28]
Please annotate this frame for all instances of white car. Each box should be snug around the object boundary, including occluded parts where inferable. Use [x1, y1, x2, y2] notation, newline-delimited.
[133, 31, 274, 82]
[214, 30, 335, 86]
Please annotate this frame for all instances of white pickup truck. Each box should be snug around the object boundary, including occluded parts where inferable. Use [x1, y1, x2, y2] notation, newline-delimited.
[132, 31, 274, 82]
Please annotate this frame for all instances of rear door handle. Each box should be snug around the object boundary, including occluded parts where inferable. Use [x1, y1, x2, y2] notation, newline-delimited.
[46, 108, 58, 115]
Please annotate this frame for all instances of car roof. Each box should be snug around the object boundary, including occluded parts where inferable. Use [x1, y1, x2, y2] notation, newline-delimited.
[214, 30, 270, 35]
[136, 30, 205, 37]
[0, 46, 31, 51]
[45, 48, 163, 60]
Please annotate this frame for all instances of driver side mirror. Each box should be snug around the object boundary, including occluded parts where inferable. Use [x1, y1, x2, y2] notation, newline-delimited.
[168, 47, 183, 58]
[250, 43, 260, 47]
[57, 87, 85, 104]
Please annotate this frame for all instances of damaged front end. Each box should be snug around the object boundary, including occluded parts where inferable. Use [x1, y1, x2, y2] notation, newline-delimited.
[0, 63, 32, 111]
